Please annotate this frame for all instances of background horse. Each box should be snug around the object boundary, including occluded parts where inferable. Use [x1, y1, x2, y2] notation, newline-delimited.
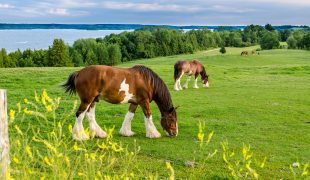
[62, 65, 178, 140]
[241, 51, 248, 56]
[174, 60, 209, 91]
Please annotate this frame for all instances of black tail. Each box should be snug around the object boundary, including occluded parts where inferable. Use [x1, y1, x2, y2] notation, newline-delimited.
[61, 72, 78, 95]
[174, 61, 182, 81]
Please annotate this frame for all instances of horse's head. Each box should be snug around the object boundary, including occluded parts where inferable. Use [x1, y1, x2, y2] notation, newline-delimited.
[161, 107, 178, 137]
[202, 74, 209, 88]
[200, 66, 209, 88]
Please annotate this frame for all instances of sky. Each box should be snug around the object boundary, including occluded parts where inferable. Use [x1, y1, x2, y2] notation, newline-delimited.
[0, 0, 309, 25]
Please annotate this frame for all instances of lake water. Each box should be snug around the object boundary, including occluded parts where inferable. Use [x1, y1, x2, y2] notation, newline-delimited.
[0, 29, 132, 52]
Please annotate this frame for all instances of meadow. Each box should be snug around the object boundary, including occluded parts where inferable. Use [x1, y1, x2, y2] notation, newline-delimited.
[0, 47, 309, 179]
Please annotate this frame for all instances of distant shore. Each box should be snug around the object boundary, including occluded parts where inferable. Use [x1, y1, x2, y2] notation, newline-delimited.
[0, 24, 308, 31]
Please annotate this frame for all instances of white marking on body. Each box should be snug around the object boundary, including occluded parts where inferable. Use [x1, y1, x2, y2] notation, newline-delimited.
[86, 104, 107, 138]
[144, 115, 161, 138]
[73, 105, 90, 141]
[194, 78, 199, 89]
[119, 111, 135, 136]
[119, 79, 134, 103]
[183, 76, 191, 89]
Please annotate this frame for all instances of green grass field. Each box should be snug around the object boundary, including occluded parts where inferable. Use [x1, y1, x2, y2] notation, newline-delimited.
[0, 47, 309, 179]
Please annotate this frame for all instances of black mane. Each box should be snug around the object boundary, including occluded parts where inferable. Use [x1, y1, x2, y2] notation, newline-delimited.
[200, 66, 208, 80]
[131, 65, 173, 114]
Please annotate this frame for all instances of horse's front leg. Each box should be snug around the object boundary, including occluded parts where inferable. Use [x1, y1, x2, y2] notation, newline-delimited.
[183, 75, 191, 89]
[140, 100, 161, 138]
[120, 103, 138, 137]
[87, 102, 107, 139]
[193, 74, 199, 89]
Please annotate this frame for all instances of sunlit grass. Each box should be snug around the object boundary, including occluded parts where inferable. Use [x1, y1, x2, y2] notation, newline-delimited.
[1, 47, 309, 178]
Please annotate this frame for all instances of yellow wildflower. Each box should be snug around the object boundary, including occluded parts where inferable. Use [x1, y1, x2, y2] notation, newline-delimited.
[23, 108, 33, 115]
[166, 162, 175, 180]
[73, 142, 86, 151]
[90, 153, 96, 160]
[65, 156, 70, 166]
[25, 145, 33, 159]
[24, 98, 29, 104]
[13, 156, 20, 164]
[302, 163, 309, 176]
[46, 105, 53, 112]
[207, 130, 214, 143]
[40, 176, 45, 180]
[78, 172, 85, 177]
[50, 131, 56, 137]
[15, 140, 21, 147]
[44, 156, 53, 166]
[34, 91, 39, 102]
[16, 102, 21, 112]
[9, 109, 15, 121]
[14, 125, 23, 135]
[260, 157, 267, 168]
[197, 121, 205, 146]
[107, 127, 114, 139]
[42, 140, 59, 155]
[68, 124, 73, 133]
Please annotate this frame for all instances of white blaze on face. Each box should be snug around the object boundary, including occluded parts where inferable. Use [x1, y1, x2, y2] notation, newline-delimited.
[119, 79, 134, 103]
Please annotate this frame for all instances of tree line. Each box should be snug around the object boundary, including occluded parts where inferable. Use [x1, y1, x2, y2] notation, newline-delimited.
[0, 24, 309, 68]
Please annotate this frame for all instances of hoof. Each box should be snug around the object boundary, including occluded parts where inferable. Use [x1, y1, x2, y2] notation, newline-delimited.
[120, 129, 135, 137]
[146, 131, 161, 138]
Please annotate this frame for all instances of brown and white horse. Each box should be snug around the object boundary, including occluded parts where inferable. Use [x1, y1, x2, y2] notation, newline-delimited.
[62, 65, 178, 140]
[174, 60, 209, 91]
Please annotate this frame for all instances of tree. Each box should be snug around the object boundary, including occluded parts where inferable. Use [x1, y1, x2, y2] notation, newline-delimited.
[71, 50, 84, 66]
[265, 23, 275, 31]
[85, 50, 97, 65]
[220, 46, 226, 54]
[108, 44, 122, 66]
[47, 39, 72, 67]
[287, 36, 297, 49]
[260, 31, 280, 50]
[301, 32, 310, 50]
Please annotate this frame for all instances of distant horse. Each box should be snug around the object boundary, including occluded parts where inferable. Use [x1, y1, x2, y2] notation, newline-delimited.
[62, 65, 178, 140]
[241, 51, 248, 56]
[174, 60, 209, 91]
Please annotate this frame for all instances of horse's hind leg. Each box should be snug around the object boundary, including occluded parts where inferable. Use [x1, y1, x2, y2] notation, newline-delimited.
[87, 102, 107, 139]
[73, 101, 91, 141]
[183, 75, 191, 89]
[119, 103, 138, 136]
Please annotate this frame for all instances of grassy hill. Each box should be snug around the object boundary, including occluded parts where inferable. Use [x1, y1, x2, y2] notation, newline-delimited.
[0, 47, 309, 179]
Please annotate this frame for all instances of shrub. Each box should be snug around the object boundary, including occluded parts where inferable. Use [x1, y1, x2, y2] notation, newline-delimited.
[219, 46, 226, 54]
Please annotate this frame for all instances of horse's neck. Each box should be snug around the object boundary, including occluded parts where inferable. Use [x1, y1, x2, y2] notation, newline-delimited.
[153, 92, 172, 117]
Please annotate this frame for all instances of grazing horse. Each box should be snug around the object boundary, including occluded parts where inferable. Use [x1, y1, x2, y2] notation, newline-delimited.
[174, 60, 209, 91]
[241, 51, 248, 56]
[62, 65, 178, 140]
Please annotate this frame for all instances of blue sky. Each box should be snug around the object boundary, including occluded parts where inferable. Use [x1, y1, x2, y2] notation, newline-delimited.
[0, 0, 309, 25]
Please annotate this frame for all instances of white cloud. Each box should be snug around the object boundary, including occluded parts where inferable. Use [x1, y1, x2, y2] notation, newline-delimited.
[0, 3, 14, 8]
[240, 0, 310, 6]
[102, 1, 203, 12]
[211, 5, 256, 13]
[47, 8, 70, 16]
